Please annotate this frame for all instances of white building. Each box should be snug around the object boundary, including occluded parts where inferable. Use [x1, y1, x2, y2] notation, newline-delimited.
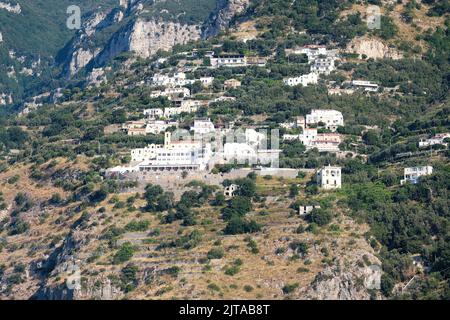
[317, 165, 342, 189]
[144, 108, 164, 118]
[224, 184, 239, 198]
[146, 119, 178, 134]
[351, 80, 379, 92]
[297, 45, 328, 62]
[209, 96, 237, 104]
[306, 109, 344, 132]
[223, 143, 258, 164]
[283, 73, 318, 87]
[190, 118, 216, 135]
[131, 144, 163, 162]
[134, 132, 213, 172]
[151, 72, 186, 87]
[211, 54, 246, 68]
[283, 129, 341, 152]
[299, 205, 321, 216]
[309, 133, 342, 152]
[401, 166, 433, 185]
[164, 100, 204, 118]
[311, 57, 336, 75]
[198, 77, 214, 86]
[150, 87, 190, 99]
[144, 100, 204, 119]
[151, 72, 214, 87]
[419, 133, 450, 148]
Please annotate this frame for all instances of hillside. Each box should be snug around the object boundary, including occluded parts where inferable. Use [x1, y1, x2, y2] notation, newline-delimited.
[0, 0, 449, 301]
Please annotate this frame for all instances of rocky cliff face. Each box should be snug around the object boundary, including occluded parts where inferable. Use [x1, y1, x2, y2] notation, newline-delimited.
[202, 0, 250, 38]
[59, 1, 210, 77]
[303, 248, 382, 300]
[346, 36, 403, 60]
[94, 18, 202, 66]
[57, 0, 251, 78]
[58, 8, 125, 77]
[33, 216, 124, 300]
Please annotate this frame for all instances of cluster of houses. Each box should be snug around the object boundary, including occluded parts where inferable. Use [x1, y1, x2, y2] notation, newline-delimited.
[110, 44, 440, 205]
[283, 45, 337, 87]
[109, 119, 281, 175]
[283, 109, 344, 152]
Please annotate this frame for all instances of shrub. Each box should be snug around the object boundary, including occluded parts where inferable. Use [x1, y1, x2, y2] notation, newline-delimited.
[113, 242, 136, 265]
[124, 220, 150, 232]
[309, 208, 332, 226]
[208, 283, 221, 291]
[207, 247, 225, 260]
[244, 285, 254, 292]
[223, 217, 261, 235]
[282, 283, 299, 294]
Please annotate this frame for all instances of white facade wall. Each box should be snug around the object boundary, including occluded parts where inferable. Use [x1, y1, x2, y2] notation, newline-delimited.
[190, 119, 216, 135]
[283, 73, 318, 87]
[317, 166, 342, 189]
[306, 109, 344, 131]
[401, 166, 433, 185]
[311, 58, 336, 75]
[351, 80, 379, 92]
[131, 144, 163, 162]
[211, 56, 247, 68]
[145, 120, 178, 134]
[144, 108, 164, 118]
[299, 205, 321, 216]
[419, 133, 450, 148]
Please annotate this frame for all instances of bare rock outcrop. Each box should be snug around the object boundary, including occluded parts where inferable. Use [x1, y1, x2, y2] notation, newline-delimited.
[203, 0, 251, 38]
[303, 250, 382, 300]
[128, 19, 201, 58]
[346, 36, 403, 60]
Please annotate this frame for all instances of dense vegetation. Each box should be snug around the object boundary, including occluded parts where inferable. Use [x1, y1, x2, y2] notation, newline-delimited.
[0, 0, 449, 300]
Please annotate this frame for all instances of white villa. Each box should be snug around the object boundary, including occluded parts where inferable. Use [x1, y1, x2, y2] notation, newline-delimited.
[311, 57, 336, 75]
[131, 132, 213, 172]
[209, 96, 237, 104]
[122, 120, 178, 136]
[351, 80, 379, 92]
[144, 108, 164, 118]
[224, 184, 239, 198]
[306, 109, 344, 132]
[299, 205, 321, 216]
[283, 73, 319, 87]
[150, 87, 191, 99]
[145, 119, 178, 135]
[401, 166, 433, 185]
[143, 100, 204, 119]
[283, 128, 341, 152]
[297, 45, 328, 62]
[419, 133, 450, 148]
[151, 72, 214, 87]
[317, 165, 342, 189]
[190, 118, 216, 135]
[131, 144, 163, 162]
[211, 54, 247, 68]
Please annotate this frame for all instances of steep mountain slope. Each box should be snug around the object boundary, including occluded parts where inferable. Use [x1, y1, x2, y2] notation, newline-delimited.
[0, 0, 449, 301]
[0, 0, 118, 103]
[0, 0, 248, 106]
